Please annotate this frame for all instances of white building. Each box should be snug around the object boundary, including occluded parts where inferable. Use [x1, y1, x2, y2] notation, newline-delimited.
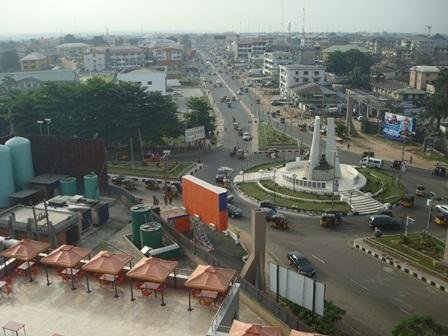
[279, 64, 326, 98]
[56, 43, 89, 62]
[300, 34, 329, 48]
[231, 39, 267, 61]
[117, 68, 167, 95]
[84, 46, 145, 72]
[263, 51, 293, 82]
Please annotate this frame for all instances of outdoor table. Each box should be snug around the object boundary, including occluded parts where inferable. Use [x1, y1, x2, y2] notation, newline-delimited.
[140, 282, 160, 290]
[198, 290, 218, 306]
[2, 321, 26, 336]
[17, 261, 34, 271]
[99, 274, 115, 282]
[61, 268, 79, 276]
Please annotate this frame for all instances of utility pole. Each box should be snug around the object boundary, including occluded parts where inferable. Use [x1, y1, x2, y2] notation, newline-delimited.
[425, 192, 435, 233]
[331, 151, 336, 209]
[130, 136, 134, 168]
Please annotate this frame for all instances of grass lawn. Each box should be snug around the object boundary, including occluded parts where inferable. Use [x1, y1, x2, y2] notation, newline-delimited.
[245, 160, 290, 173]
[238, 182, 351, 213]
[258, 123, 298, 150]
[107, 161, 194, 179]
[260, 180, 333, 201]
[359, 168, 405, 204]
[374, 233, 448, 276]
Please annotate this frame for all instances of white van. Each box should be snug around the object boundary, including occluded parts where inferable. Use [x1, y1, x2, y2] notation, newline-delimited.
[359, 157, 383, 168]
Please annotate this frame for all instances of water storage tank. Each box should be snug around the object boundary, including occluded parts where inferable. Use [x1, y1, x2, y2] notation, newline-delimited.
[5, 136, 34, 190]
[140, 222, 163, 249]
[130, 204, 152, 248]
[0, 145, 15, 208]
[60, 177, 77, 196]
[83, 172, 99, 199]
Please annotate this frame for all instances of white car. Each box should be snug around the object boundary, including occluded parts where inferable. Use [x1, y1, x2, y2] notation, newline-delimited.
[242, 132, 252, 141]
[435, 204, 448, 214]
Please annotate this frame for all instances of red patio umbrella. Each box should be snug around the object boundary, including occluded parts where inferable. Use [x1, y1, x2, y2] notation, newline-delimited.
[40, 245, 92, 289]
[81, 250, 132, 297]
[229, 320, 282, 336]
[0, 239, 49, 281]
[126, 257, 178, 304]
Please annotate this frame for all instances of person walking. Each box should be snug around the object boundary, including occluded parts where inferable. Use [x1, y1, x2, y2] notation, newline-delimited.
[347, 143, 351, 151]
[153, 195, 159, 206]
[409, 155, 413, 164]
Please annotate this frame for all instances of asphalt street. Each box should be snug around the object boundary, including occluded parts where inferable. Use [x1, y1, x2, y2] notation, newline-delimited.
[175, 51, 448, 335]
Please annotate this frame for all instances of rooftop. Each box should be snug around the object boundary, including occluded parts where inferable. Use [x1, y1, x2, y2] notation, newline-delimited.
[56, 43, 89, 49]
[0, 70, 78, 83]
[21, 52, 47, 61]
[322, 44, 369, 53]
[89, 46, 144, 54]
[118, 68, 165, 76]
[0, 269, 215, 336]
[411, 65, 440, 73]
[280, 64, 324, 70]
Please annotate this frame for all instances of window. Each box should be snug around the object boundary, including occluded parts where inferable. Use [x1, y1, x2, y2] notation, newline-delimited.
[314, 71, 320, 75]
[295, 71, 299, 75]
[313, 78, 319, 83]
[295, 78, 299, 83]
[147, 81, 152, 85]
[303, 78, 309, 83]
[304, 71, 309, 75]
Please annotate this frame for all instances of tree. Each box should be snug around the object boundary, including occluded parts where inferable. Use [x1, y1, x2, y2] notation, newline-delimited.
[90, 36, 106, 47]
[425, 73, 448, 132]
[63, 34, 81, 43]
[326, 49, 373, 88]
[185, 97, 215, 134]
[0, 79, 182, 146]
[0, 50, 20, 72]
[335, 120, 347, 138]
[391, 315, 447, 336]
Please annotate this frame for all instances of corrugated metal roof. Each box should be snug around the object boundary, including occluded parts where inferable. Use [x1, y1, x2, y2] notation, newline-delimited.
[20, 52, 47, 61]
[0, 70, 78, 83]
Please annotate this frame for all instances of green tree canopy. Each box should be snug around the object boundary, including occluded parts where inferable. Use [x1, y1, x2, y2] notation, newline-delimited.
[1, 50, 20, 72]
[425, 72, 448, 132]
[391, 315, 447, 336]
[185, 96, 215, 135]
[326, 49, 373, 88]
[0, 78, 182, 145]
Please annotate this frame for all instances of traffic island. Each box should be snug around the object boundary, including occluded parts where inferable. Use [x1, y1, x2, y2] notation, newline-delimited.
[258, 123, 299, 150]
[354, 233, 448, 293]
[107, 161, 196, 179]
[358, 168, 405, 205]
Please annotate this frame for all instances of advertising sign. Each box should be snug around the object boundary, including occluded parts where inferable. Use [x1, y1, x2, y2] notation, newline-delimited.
[382, 113, 416, 141]
[185, 126, 205, 142]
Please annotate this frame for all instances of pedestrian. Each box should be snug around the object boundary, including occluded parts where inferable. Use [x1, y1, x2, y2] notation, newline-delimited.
[347, 143, 351, 151]
[409, 155, 413, 164]
[168, 190, 173, 205]
[163, 190, 168, 206]
[153, 195, 159, 206]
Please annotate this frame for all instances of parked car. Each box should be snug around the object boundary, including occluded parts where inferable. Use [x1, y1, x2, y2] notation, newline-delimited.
[356, 115, 368, 122]
[228, 204, 243, 218]
[368, 215, 401, 230]
[227, 193, 234, 203]
[435, 204, 448, 215]
[271, 100, 283, 106]
[242, 132, 252, 141]
[111, 175, 127, 185]
[287, 251, 315, 277]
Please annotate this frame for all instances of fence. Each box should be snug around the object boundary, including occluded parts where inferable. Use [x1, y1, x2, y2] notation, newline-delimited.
[109, 187, 307, 331]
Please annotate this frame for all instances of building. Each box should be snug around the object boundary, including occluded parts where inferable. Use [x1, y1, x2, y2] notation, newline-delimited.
[20, 52, 49, 71]
[117, 68, 167, 94]
[409, 65, 440, 90]
[0, 70, 79, 91]
[300, 34, 329, 48]
[263, 51, 293, 82]
[231, 38, 267, 61]
[56, 43, 89, 62]
[279, 64, 325, 98]
[372, 80, 426, 101]
[83, 46, 145, 72]
[321, 44, 370, 62]
[152, 46, 183, 73]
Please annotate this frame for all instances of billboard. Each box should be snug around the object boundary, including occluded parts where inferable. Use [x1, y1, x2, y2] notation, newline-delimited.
[382, 113, 416, 141]
[182, 175, 228, 231]
[269, 263, 325, 316]
[185, 126, 205, 142]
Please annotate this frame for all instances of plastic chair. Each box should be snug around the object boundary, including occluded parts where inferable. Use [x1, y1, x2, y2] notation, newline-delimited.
[135, 281, 143, 290]
[31, 267, 39, 275]
[3, 276, 13, 285]
[142, 289, 152, 298]
[192, 289, 200, 298]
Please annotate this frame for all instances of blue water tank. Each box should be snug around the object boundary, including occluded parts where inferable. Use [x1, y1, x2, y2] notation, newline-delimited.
[84, 172, 99, 199]
[5, 136, 34, 190]
[0, 145, 15, 207]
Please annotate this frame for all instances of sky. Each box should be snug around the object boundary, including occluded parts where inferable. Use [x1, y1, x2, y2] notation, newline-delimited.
[0, 0, 447, 37]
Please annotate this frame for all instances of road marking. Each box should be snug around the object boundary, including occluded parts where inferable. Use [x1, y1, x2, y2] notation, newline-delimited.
[350, 279, 370, 292]
[312, 254, 326, 264]
[400, 308, 412, 316]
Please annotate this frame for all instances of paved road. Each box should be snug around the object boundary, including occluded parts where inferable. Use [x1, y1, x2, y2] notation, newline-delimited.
[191, 51, 448, 335]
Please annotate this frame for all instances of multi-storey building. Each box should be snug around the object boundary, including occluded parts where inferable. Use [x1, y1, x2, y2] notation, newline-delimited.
[20, 52, 49, 71]
[279, 64, 325, 98]
[83, 46, 145, 72]
[409, 65, 440, 90]
[300, 34, 329, 48]
[262, 51, 293, 82]
[56, 43, 89, 62]
[117, 68, 167, 94]
[231, 38, 267, 61]
[152, 46, 183, 73]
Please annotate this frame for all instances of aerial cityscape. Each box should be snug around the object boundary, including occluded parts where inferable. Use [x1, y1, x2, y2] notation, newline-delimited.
[0, 1, 448, 335]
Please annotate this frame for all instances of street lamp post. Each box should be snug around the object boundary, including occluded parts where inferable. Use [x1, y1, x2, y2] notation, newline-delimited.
[331, 151, 337, 209]
[36, 120, 43, 135]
